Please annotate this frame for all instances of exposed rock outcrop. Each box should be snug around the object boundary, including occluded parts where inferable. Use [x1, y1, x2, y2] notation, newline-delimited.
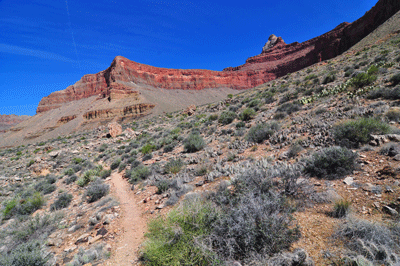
[36, 0, 400, 115]
[0, 114, 31, 132]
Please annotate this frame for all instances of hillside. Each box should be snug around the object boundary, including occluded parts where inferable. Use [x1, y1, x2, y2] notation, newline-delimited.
[0, 5, 400, 265]
[0, 114, 30, 132]
[0, 0, 397, 149]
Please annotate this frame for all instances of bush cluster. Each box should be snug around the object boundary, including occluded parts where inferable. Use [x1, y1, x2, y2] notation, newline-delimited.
[304, 146, 357, 180]
[246, 122, 279, 143]
[85, 180, 109, 203]
[239, 108, 256, 121]
[333, 118, 390, 148]
[184, 133, 205, 153]
[164, 158, 184, 174]
[50, 193, 73, 211]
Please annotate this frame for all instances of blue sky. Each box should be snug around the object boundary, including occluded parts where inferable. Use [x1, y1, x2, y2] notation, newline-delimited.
[0, 0, 377, 116]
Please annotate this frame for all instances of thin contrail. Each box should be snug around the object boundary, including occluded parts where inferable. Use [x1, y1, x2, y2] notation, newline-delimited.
[65, 0, 82, 70]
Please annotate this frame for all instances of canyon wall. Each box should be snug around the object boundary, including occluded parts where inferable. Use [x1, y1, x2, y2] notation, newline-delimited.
[36, 0, 400, 114]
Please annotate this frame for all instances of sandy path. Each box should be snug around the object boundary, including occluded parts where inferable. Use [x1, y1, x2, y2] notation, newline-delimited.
[106, 172, 147, 266]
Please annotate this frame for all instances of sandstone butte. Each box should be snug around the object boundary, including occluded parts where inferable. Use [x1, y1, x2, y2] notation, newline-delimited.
[37, 0, 400, 114]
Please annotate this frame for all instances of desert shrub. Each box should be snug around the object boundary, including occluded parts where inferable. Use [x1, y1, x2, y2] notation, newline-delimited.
[64, 168, 75, 176]
[50, 193, 73, 211]
[26, 159, 35, 167]
[110, 158, 121, 170]
[141, 143, 156, 155]
[118, 162, 127, 172]
[34, 181, 56, 195]
[345, 68, 355, 77]
[99, 143, 108, 152]
[273, 112, 286, 120]
[390, 73, 400, 86]
[218, 111, 236, 125]
[304, 146, 357, 180]
[73, 157, 84, 164]
[287, 143, 303, 158]
[195, 164, 209, 176]
[264, 91, 275, 104]
[248, 99, 260, 108]
[333, 118, 390, 148]
[239, 108, 256, 121]
[155, 179, 171, 194]
[3, 192, 45, 219]
[246, 122, 279, 143]
[141, 198, 219, 265]
[163, 143, 176, 153]
[210, 168, 300, 260]
[235, 121, 245, 128]
[322, 73, 336, 84]
[351, 72, 377, 88]
[164, 158, 184, 174]
[130, 165, 151, 183]
[85, 180, 109, 203]
[276, 102, 301, 115]
[367, 87, 400, 100]
[208, 114, 218, 121]
[334, 218, 400, 265]
[332, 199, 351, 218]
[100, 169, 112, 179]
[64, 174, 77, 185]
[184, 133, 205, 153]
[386, 109, 400, 123]
[0, 241, 49, 266]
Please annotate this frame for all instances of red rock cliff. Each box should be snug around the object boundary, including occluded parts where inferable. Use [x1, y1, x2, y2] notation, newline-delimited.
[37, 0, 400, 114]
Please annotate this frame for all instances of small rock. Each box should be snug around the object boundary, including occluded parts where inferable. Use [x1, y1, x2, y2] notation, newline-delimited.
[97, 227, 108, 236]
[383, 205, 399, 216]
[156, 204, 165, 209]
[89, 217, 98, 226]
[48, 151, 59, 158]
[343, 176, 354, 186]
[103, 214, 114, 224]
[64, 245, 77, 253]
[75, 233, 90, 244]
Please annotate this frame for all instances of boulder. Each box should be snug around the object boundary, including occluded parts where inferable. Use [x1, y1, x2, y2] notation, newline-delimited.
[107, 122, 122, 138]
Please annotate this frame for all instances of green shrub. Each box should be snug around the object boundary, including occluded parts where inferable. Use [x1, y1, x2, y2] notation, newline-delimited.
[367, 87, 400, 100]
[218, 111, 236, 125]
[386, 108, 400, 122]
[276, 102, 301, 115]
[141, 198, 218, 265]
[164, 158, 184, 174]
[99, 143, 108, 152]
[184, 133, 205, 153]
[208, 114, 218, 121]
[100, 169, 112, 179]
[141, 143, 156, 155]
[64, 168, 75, 176]
[248, 99, 260, 108]
[304, 146, 357, 180]
[235, 121, 245, 128]
[73, 157, 84, 164]
[50, 193, 73, 211]
[287, 143, 303, 158]
[239, 108, 256, 121]
[26, 160, 35, 168]
[155, 180, 171, 195]
[34, 181, 56, 195]
[85, 180, 109, 203]
[333, 118, 390, 148]
[0, 241, 49, 266]
[3, 199, 18, 218]
[389, 73, 400, 86]
[351, 72, 377, 88]
[130, 165, 151, 183]
[332, 199, 351, 218]
[110, 158, 121, 170]
[246, 122, 279, 143]
[322, 73, 336, 84]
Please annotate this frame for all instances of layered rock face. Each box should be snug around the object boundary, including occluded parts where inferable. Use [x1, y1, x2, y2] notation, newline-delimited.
[37, 0, 400, 114]
[0, 114, 30, 132]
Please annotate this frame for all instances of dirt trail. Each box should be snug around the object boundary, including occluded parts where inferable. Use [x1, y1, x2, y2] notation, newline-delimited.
[106, 172, 147, 266]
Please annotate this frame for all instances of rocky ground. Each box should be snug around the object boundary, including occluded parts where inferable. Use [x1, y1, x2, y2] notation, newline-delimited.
[0, 23, 400, 266]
